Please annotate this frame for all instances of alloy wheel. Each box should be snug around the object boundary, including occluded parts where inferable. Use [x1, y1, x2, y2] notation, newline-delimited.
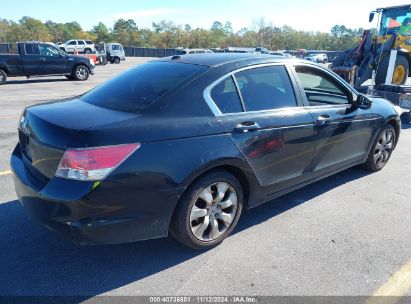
[189, 182, 238, 242]
[374, 129, 394, 168]
[76, 67, 88, 80]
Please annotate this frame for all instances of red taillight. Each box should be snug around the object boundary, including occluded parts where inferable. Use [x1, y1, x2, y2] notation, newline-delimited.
[55, 143, 140, 181]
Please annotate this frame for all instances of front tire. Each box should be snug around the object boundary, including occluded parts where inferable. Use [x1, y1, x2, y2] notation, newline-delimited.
[114, 57, 120, 64]
[84, 48, 92, 54]
[170, 171, 243, 250]
[72, 65, 90, 81]
[0, 69, 7, 85]
[362, 125, 396, 172]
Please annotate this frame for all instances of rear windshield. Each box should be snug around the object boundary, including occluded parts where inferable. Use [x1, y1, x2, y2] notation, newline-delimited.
[81, 61, 208, 112]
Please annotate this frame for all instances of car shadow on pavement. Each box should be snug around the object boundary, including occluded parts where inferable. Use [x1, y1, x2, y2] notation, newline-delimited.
[0, 167, 369, 300]
[4, 78, 70, 85]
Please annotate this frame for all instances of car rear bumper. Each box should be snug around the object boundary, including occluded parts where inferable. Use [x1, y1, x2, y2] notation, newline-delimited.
[11, 145, 182, 245]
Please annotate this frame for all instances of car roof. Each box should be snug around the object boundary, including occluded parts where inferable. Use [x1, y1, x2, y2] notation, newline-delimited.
[155, 53, 292, 68]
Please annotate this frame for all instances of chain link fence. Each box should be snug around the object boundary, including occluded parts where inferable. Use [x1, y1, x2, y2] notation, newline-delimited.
[1, 43, 341, 60]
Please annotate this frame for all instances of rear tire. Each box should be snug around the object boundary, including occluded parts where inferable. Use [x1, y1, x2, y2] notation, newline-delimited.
[72, 65, 90, 81]
[376, 54, 409, 85]
[362, 125, 396, 172]
[170, 170, 243, 250]
[0, 70, 6, 85]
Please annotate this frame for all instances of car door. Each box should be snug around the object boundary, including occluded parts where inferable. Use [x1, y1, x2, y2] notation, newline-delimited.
[77, 40, 85, 53]
[291, 64, 378, 177]
[65, 40, 77, 53]
[21, 43, 44, 75]
[38, 44, 68, 74]
[206, 64, 316, 198]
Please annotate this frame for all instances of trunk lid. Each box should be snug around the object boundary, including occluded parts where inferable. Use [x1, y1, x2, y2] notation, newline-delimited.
[20, 99, 138, 180]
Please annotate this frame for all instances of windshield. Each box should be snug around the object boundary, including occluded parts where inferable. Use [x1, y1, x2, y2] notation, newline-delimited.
[175, 49, 187, 55]
[379, 6, 411, 35]
[81, 61, 208, 113]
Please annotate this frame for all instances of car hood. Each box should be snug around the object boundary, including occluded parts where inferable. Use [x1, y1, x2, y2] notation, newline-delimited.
[67, 54, 92, 63]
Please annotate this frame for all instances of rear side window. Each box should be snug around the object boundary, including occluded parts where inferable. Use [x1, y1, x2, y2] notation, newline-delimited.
[211, 77, 243, 114]
[25, 44, 40, 55]
[78, 40, 85, 45]
[235, 66, 297, 111]
[81, 62, 208, 112]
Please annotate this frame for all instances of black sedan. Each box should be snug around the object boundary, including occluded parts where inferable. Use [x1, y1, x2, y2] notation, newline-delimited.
[11, 54, 400, 249]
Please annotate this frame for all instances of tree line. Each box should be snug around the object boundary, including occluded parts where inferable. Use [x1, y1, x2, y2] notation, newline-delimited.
[0, 16, 368, 51]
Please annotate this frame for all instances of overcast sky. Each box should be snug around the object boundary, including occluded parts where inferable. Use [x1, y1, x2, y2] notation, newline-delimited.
[1, 0, 410, 32]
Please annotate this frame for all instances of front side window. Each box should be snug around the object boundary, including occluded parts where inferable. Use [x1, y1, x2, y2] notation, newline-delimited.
[112, 45, 120, 51]
[85, 40, 93, 45]
[39, 44, 60, 57]
[67, 41, 77, 45]
[295, 66, 350, 106]
[234, 66, 297, 111]
[210, 76, 243, 114]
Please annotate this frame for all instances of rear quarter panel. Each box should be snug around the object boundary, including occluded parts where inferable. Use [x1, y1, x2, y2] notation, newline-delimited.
[0, 54, 24, 75]
[100, 134, 263, 235]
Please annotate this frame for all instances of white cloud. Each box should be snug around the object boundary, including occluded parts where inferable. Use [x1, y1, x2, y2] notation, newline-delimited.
[112, 8, 178, 20]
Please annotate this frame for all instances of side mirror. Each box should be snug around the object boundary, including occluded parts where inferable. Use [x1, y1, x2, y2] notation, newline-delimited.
[369, 12, 375, 23]
[354, 94, 372, 109]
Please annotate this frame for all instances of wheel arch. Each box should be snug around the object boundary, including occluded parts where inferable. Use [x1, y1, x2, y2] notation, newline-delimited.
[386, 117, 401, 149]
[72, 62, 90, 70]
[189, 164, 251, 208]
[363, 116, 400, 164]
[0, 64, 9, 74]
[167, 159, 261, 238]
[174, 157, 262, 213]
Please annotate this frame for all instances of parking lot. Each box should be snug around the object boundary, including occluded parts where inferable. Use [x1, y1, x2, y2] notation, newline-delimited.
[0, 57, 410, 300]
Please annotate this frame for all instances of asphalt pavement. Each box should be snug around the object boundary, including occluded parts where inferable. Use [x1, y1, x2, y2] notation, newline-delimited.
[0, 57, 410, 300]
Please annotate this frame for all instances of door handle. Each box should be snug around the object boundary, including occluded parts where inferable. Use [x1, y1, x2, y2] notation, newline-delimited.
[234, 121, 260, 133]
[316, 114, 332, 126]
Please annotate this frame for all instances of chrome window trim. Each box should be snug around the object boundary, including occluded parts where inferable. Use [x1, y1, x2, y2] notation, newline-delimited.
[203, 62, 294, 117]
[210, 106, 308, 117]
